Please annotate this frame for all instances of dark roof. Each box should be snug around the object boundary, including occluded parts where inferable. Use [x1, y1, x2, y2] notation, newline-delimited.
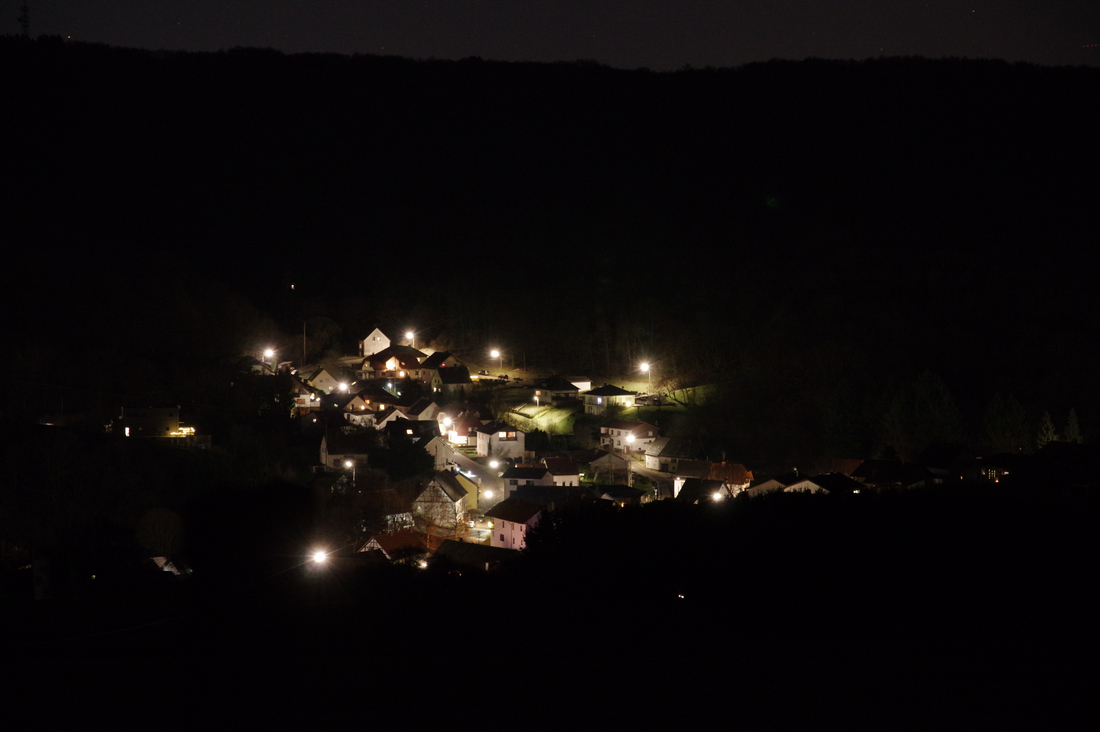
[501, 466, 551, 480]
[367, 345, 427, 369]
[432, 540, 518, 570]
[804, 473, 865, 494]
[361, 528, 428, 558]
[511, 484, 575, 508]
[645, 437, 700, 459]
[707, 462, 753, 485]
[541, 457, 579, 476]
[420, 351, 455, 370]
[585, 384, 635, 397]
[600, 485, 647, 501]
[534, 375, 580, 391]
[425, 470, 471, 502]
[485, 497, 543, 524]
[384, 420, 441, 442]
[677, 478, 729, 503]
[437, 366, 473, 385]
[406, 397, 437, 416]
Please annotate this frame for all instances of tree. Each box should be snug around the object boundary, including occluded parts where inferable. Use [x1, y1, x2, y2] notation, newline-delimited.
[1036, 410, 1056, 449]
[1064, 408, 1083, 444]
[983, 394, 1028, 453]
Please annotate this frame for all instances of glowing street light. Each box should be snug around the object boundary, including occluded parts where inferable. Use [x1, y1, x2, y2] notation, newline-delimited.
[311, 550, 328, 564]
[490, 349, 502, 371]
[263, 348, 276, 374]
[406, 330, 415, 348]
[640, 361, 651, 394]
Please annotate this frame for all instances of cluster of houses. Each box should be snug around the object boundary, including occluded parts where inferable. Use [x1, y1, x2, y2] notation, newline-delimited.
[258, 328, 1094, 574]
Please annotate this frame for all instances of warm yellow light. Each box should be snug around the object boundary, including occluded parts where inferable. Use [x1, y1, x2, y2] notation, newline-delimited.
[311, 551, 327, 564]
[712, 491, 724, 501]
[491, 349, 500, 358]
[640, 362, 649, 372]
[264, 348, 274, 358]
[344, 460, 353, 468]
[484, 489, 494, 498]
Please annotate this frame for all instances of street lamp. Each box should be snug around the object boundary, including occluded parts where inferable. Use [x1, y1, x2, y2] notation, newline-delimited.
[640, 362, 651, 394]
[490, 349, 501, 372]
[406, 330, 415, 349]
[344, 459, 356, 484]
[264, 348, 275, 374]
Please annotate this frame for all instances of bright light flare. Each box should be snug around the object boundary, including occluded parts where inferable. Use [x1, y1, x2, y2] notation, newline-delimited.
[311, 551, 328, 564]
[712, 491, 725, 501]
[640, 362, 650, 372]
[264, 348, 274, 358]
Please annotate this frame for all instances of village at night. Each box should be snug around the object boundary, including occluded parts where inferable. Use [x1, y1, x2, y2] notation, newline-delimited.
[3, 8, 1100, 724]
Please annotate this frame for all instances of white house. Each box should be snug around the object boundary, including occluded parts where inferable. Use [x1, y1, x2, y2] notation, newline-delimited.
[476, 421, 526, 459]
[500, 466, 554, 497]
[644, 437, 702, 473]
[600, 420, 658, 453]
[360, 328, 391, 357]
[413, 470, 476, 528]
[485, 497, 542, 551]
[422, 435, 457, 471]
[541, 457, 581, 487]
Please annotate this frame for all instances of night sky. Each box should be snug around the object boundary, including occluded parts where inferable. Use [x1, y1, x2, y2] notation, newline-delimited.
[13, 0, 1100, 69]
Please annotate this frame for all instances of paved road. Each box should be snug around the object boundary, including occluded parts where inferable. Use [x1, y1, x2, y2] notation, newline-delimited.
[629, 459, 675, 499]
[449, 449, 506, 511]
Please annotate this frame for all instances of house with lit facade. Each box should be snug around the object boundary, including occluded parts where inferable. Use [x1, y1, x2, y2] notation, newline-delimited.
[582, 384, 636, 416]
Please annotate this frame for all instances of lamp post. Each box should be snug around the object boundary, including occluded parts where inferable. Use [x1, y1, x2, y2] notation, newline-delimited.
[264, 348, 275, 374]
[640, 362, 651, 394]
[344, 459, 356, 484]
[406, 330, 415, 349]
[491, 349, 502, 372]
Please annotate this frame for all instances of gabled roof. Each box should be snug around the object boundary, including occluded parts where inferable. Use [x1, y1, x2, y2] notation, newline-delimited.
[534, 375, 580, 391]
[501, 466, 552, 480]
[707, 462, 753, 485]
[477, 421, 522, 435]
[600, 485, 647, 502]
[432, 540, 517, 571]
[361, 528, 427, 559]
[677, 478, 730, 503]
[437, 365, 472, 385]
[367, 345, 427, 368]
[385, 420, 441, 443]
[511, 484, 576, 508]
[584, 384, 635, 397]
[425, 470, 472, 503]
[645, 437, 700, 459]
[420, 351, 457, 370]
[406, 398, 438, 417]
[485, 497, 543, 524]
[542, 457, 579, 476]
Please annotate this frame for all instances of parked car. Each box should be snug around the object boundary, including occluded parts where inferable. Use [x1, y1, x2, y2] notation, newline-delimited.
[478, 370, 490, 376]
[497, 374, 509, 381]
